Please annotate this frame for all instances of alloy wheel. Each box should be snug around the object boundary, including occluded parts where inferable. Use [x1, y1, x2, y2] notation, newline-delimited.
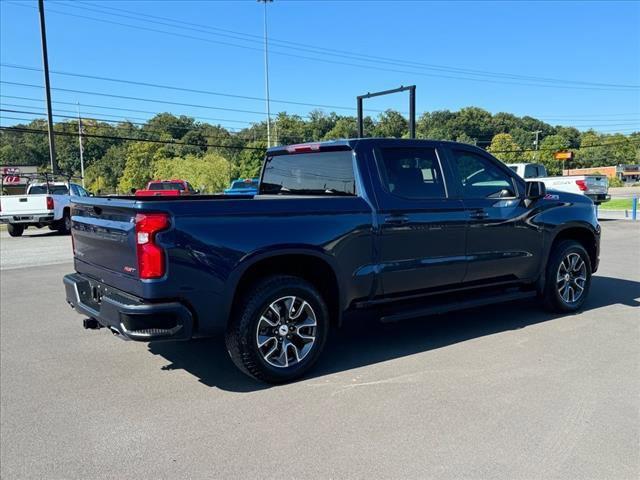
[255, 296, 317, 368]
[556, 252, 587, 304]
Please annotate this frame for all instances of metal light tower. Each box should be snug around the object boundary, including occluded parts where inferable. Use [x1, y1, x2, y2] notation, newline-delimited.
[258, 0, 273, 147]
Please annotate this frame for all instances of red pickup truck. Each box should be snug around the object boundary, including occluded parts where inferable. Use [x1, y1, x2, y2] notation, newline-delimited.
[134, 180, 198, 197]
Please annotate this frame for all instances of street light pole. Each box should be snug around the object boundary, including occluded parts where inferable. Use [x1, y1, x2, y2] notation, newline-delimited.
[38, 0, 57, 174]
[258, 0, 273, 148]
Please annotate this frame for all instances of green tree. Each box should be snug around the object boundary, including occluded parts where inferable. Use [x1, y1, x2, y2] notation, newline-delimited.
[84, 144, 127, 194]
[235, 140, 267, 178]
[488, 133, 522, 162]
[153, 152, 232, 193]
[118, 142, 168, 192]
[537, 134, 571, 175]
[372, 110, 408, 138]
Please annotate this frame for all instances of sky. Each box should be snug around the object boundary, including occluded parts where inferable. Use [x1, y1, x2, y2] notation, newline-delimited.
[1, 0, 639, 135]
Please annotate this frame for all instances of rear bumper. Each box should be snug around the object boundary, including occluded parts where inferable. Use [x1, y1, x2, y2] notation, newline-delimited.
[588, 194, 610, 204]
[64, 273, 193, 342]
[0, 214, 54, 224]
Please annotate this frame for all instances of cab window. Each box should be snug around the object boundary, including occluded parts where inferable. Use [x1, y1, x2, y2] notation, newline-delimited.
[377, 147, 447, 199]
[450, 150, 517, 198]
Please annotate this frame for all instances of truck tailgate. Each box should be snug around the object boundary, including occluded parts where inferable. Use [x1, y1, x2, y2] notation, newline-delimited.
[586, 176, 608, 195]
[1, 194, 49, 215]
[72, 202, 140, 278]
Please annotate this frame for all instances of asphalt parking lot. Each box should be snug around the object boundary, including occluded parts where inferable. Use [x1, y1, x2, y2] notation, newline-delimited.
[1, 221, 639, 479]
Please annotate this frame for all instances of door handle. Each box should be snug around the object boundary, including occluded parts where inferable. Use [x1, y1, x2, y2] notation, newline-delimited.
[384, 214, 410, 225]
[469, 209, 489, 219]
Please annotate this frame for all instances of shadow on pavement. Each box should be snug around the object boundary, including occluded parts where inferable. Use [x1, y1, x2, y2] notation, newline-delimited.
[148, 275, 639, 393]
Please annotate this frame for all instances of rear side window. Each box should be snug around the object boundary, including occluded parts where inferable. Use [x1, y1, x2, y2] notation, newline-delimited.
[261, 151, 355, 195]
[28, 185, 69, 195]
[377, 147, 446, 199]
[524, 164, 539, 178]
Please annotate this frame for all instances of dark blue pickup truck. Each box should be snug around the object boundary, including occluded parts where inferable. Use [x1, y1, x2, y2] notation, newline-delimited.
[64, 138, 600, 383]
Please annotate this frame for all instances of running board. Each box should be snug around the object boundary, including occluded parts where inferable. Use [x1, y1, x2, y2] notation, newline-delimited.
[379, 290, 536, 323]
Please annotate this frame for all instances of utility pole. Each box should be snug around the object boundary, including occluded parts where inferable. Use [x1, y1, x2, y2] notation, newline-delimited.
[532, 130, 543, 160]
[258, 0, 273, 148]
[38, 0, 57, 174]
[77, 103, 85, 187]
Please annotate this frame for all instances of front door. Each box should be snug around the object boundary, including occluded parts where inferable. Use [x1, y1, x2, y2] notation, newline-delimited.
[446, 147, 543, 284]
[372, 144, 468, 297]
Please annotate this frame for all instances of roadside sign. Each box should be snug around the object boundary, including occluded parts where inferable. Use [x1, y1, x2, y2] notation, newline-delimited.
[554, 151, 573, 160]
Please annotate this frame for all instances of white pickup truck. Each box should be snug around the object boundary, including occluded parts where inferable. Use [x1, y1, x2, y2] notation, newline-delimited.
[507, 163, 610, 205]
[0, 181, 91, 237]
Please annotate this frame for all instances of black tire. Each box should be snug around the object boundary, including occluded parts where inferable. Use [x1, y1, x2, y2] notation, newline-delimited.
[225, 275, 330, 384]
[57, 210, 71, 234]
[7, 223, 24, 237]
[542, 240, 592, 313]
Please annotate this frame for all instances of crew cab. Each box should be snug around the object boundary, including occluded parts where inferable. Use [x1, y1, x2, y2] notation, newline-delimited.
[1, 181, 90, 236]
[134, 179, 198, 197]
[507, 162, 610, 205]
[64, 139, 600, 383]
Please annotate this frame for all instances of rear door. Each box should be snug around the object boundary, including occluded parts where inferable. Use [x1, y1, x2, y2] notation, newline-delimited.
[445, 146, 543, 284]
[371, 143, 467, 296]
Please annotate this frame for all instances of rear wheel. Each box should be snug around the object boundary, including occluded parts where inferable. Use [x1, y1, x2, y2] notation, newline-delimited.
[7, 223, 24, 237]
[57, 210, 71, 234]
[543, 240, 592, 312]
[225, 275, 329, 383]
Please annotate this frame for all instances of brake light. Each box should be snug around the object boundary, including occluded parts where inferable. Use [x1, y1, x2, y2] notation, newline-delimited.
[135, 213, 170, 279]
[285, 143, 321, 153]
[46, 196, 54, 210]
[575, 180, 588, 191]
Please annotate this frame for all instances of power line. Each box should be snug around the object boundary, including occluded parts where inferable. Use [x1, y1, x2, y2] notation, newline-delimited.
[54, 0, 640, 90]
[1, 63, 365, 112]
[7, 1, 637, 92]
[0, 94, 258, 125]
[0, 125, 267, 150]
[0, 108, 279, 143]
[0, 102, 250, 132]
[0, 80, 269, 116]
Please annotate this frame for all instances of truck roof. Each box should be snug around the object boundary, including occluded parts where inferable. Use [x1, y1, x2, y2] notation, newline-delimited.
[266, 138, 489, 155]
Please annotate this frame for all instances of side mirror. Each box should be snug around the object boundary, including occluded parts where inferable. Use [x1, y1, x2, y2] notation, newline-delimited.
[526, 181, 546, 199]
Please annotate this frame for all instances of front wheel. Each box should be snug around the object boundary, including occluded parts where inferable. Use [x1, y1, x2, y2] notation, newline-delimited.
[7, 223, 24, 237]
[542, 240, 592, 312]
[225, 275, 330, 383]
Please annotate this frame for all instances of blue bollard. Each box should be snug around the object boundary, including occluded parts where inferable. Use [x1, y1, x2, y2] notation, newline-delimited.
[633, 196, 638, 221]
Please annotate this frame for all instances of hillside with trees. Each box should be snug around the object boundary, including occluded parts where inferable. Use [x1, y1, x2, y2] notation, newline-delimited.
[1, 106, 638, 193]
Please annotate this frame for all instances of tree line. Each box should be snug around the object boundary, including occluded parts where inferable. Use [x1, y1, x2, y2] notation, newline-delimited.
[1, 107, 638, 193]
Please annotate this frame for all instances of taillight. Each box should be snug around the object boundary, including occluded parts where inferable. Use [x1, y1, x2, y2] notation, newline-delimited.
[575, 180, 588, 191]
[135, 213, 170, 279]
[285, 143, 321, 153]
[46, 196, 54, 209]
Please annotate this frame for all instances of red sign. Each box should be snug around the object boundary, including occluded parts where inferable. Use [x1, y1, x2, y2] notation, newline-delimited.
[2, 167, 20, 175]
[3, 176, 21, 184]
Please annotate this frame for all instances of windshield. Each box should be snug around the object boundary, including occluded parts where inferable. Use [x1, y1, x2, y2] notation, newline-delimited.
[148, 182, 185, 191]
[261, 150, 355, 196]
[28, 185, 69, 195]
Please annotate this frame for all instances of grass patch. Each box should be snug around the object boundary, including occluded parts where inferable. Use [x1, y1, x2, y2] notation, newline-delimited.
[599, 198, 635, 210]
